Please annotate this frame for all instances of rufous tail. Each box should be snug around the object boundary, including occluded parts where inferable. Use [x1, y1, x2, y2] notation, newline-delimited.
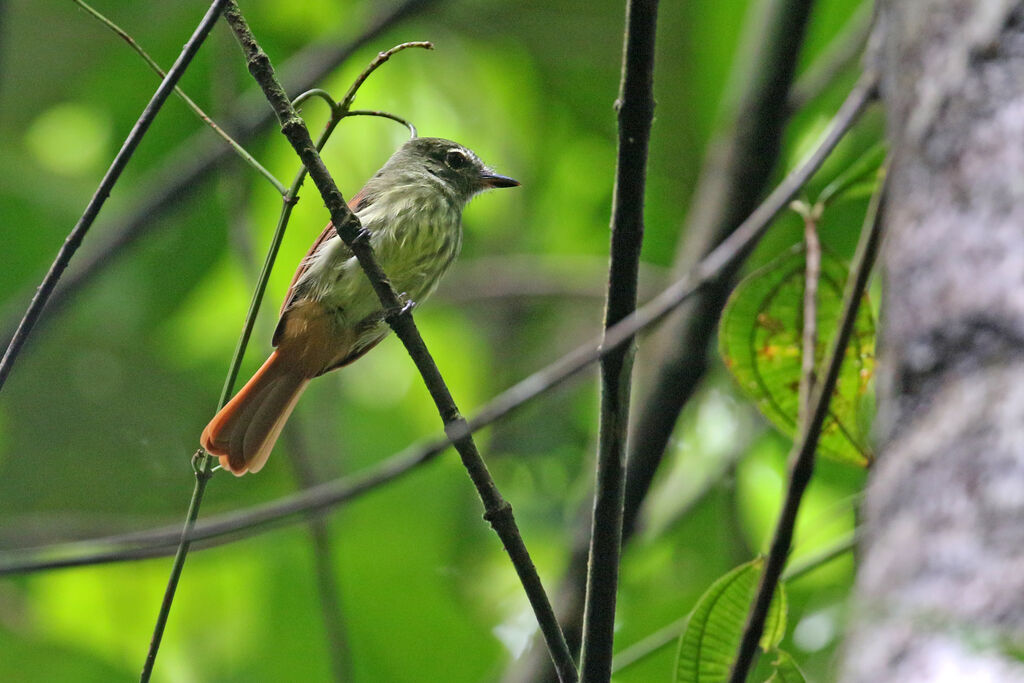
[200, 351, 310, 475]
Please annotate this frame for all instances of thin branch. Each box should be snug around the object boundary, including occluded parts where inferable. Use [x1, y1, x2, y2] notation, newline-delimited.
[0, 0, 228, 394]
[72, 0, 287, 195]
[623, 0, 819, 560]
[0, 72, 877, 579]
[579, 1, 659, 680]
[281, 426, 353, 683]
[140, 448, 211, 683]
[292, 87, 339, 112]
[797, 202, 823, 424]
[782, 531, 858, 582]
[785, 1, 873, 113]
[339, 41, 434, 110]
[0, 0, 441, 350]
[610, 532, 858, 674]
[221, 5, 577, 681]
[727, 174, 887, 683]
[345, 109, 418, 138]
[140, 38, 428, 680]
[219, 160, 352, 682]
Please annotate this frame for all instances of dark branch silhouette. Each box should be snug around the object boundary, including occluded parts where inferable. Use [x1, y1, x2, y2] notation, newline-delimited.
[579, 1, 659, 680]
[728, 171, 885, 683]
[0, 0, 441, 353]
[509, 1, 826, 674]
[0, 72, 877, 581]
[221, 5, 577, 681]
[0, 0, 229, 394]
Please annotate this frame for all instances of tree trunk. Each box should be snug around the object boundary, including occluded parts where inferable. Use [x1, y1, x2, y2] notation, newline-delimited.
[841, 2, 1024, 681]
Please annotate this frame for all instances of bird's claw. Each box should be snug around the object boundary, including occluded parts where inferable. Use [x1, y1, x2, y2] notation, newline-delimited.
[387, 293, 416, 322]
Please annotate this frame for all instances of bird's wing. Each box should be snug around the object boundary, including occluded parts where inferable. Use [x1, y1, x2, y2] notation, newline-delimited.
[273, 191, 370, 346]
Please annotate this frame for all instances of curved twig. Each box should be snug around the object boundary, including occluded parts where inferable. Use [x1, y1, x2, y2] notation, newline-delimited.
[345, 109, 419, 138]
[727, 169, 887, 683]
[339, 41, 433, 110]
[292, 87, 341, 114]
[72, 0, 287, 195]
[0, 0, 229, 395]
[222, 6, 578, 680]
[0, 72, 877, 580]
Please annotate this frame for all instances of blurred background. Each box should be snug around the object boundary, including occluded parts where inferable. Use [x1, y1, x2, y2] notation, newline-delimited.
[0, 0, 880, 680]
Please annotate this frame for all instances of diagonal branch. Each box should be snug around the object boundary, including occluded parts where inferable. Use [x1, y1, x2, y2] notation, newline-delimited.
[139, 41, 431, 682]
[0, 0, 229, 394]
[73, 0, 287, 195]
[785, 1, 873, 114]
[508, 4, 824, 678]
[221, 5, 577, 681]
[0, 71, 878, 581]
[727, 175, 887, 683]
[0, 0, 441, 351]
[624, 0, 820, 556]
[579, 1, 659, 680]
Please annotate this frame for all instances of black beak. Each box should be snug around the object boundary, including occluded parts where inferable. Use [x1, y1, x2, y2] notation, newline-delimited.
[480, 171, 520, 188]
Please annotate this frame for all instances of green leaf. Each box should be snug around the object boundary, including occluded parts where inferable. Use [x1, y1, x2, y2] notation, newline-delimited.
[719, 244, 875, 466]
[674, 558, 788, 683]
[759, 578, 788, 652]
[817, 143, 886, 207]
[764, 649, 808, 683]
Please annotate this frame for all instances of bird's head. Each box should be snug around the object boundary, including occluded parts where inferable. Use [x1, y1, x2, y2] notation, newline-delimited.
[381, 137, 519, 204]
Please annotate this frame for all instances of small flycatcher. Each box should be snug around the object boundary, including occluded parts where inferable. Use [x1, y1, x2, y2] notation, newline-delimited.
[201, 137, 519, 475]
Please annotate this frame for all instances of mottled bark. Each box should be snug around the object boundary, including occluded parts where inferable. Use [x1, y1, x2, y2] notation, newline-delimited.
[841, 2, 1024, 681]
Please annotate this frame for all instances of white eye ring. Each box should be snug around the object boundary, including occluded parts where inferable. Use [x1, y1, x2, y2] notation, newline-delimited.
[445, 149, 469, 169]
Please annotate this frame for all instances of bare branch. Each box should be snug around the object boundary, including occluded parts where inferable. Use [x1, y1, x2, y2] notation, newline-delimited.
[0, 0, 442, 351]
[0, 0, 228, 395]
[0, 72, 877, 581]
[339, 41, 434, 110]
[221, 5, 577, 680]
[728, 174, 886, 683]
[72, 0, 287, 195]
[797, 202, 823, 424]
[785, 2, 873, 113]
[579, 1, 659, 680]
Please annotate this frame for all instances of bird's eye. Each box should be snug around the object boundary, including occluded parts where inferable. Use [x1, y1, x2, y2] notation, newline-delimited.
[445, 149, 469, 169]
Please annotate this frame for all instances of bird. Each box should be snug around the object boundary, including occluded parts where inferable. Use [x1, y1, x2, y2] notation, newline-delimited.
[200, 137, 519, 475]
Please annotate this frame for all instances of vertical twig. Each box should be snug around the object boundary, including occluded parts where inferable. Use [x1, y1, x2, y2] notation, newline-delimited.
[0, 0, 441, 349]
[785, 1, 873, 113]
[0, 0, 229, 395]
[0, 73, 878, 583]
[727, 179, 886, 683]
[140, 42, 397, 682]
[578, 1, 659, 681]
[282, 427, 353, 682]
[623, 0, 818, 551]
[72, 0, 287, 195]
[797, 203, 822, 423]
[220, 6, 577, 681]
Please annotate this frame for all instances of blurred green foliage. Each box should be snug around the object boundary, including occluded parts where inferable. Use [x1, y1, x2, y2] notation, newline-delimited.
[0, 0, 878, 680]
[719, 245, 875, 466]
